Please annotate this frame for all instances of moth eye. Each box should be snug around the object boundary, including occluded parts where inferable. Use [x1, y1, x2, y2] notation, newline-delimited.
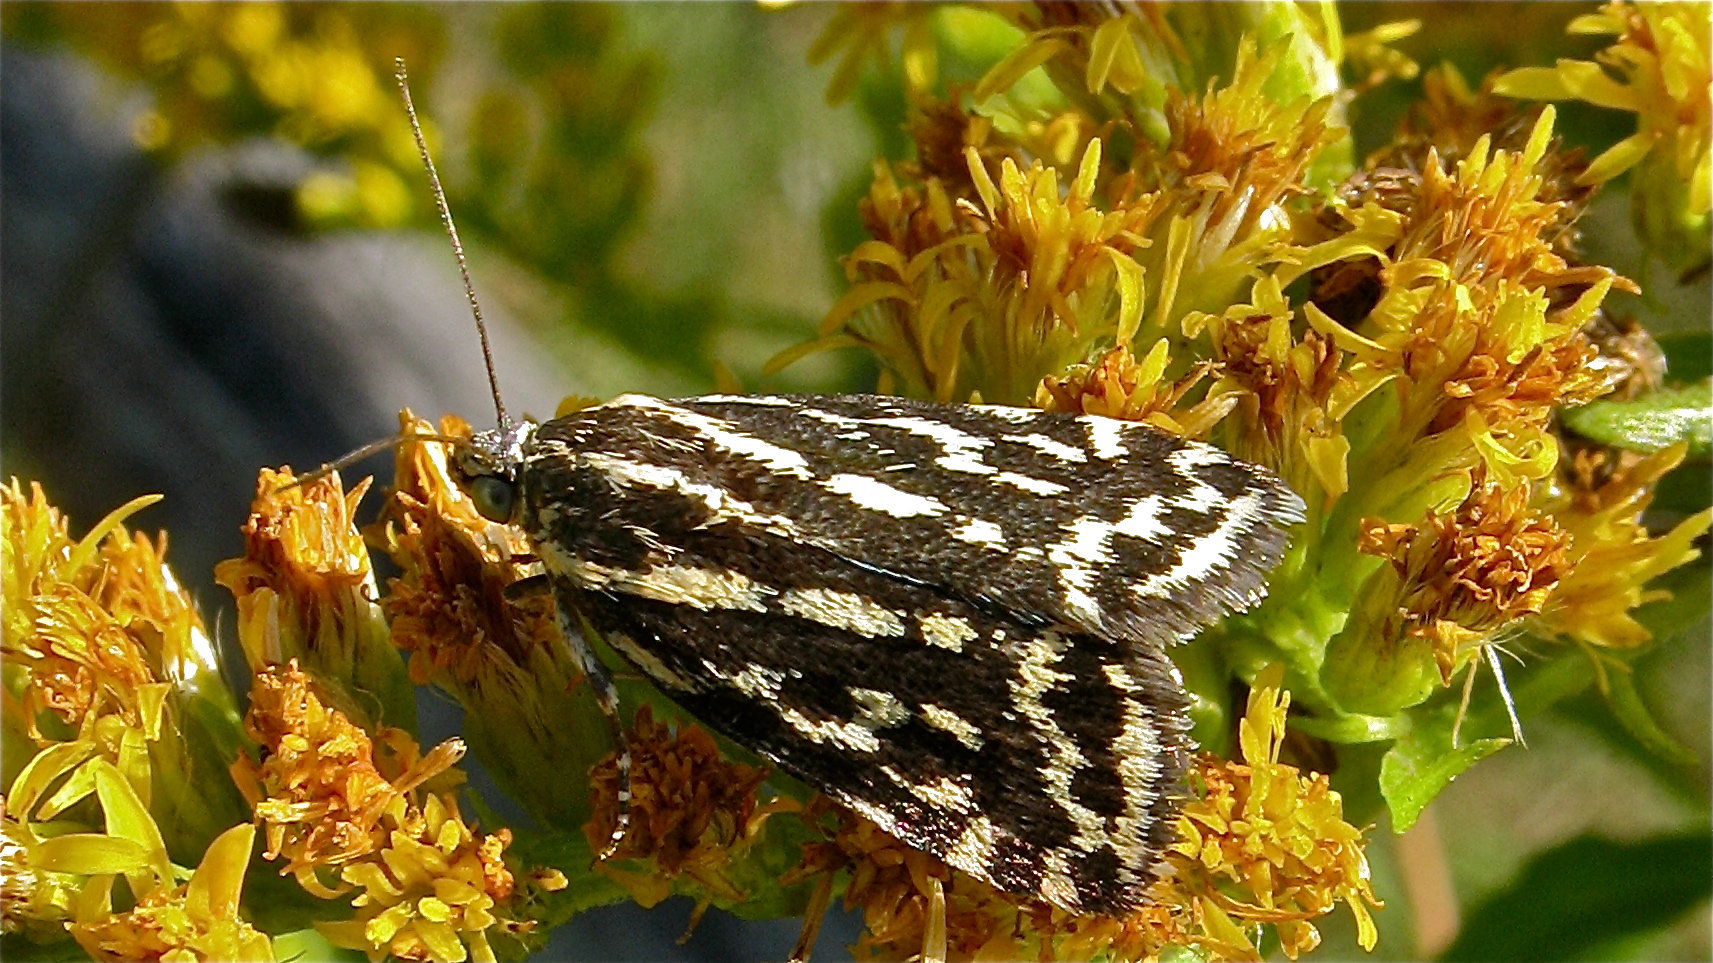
[467, 475, 517, 522]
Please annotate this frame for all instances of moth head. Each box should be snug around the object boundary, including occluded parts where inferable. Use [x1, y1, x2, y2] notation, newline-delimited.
[452, 423, 533, 523]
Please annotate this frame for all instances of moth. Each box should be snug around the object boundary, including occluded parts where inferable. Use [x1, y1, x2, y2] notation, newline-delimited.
[452, 394, 1302, 916]
[390, 62, 1304, 919]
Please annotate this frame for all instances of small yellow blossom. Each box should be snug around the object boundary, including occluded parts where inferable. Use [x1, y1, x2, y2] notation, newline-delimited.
[1495, 1, 1711, 272]
[2, 481, 174, 747]
[1187, 274, 1384, 506]
[1036, 341, 1237, 440]
[1373, 66, 1598, 255]
[2, 480, 247, 865]
[783, 794, 1012, 962]
[236, 662, 556, 963]
[791, 138, 1159, 405]
[1537, 443, 1713, 648]
[69, 823, 274, 963]
[1169, 666, 1380, 960]
[315, 793, 542, 963]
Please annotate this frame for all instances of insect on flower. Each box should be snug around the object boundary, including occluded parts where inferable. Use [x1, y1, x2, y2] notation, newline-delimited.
[366, 60, 1304, 918]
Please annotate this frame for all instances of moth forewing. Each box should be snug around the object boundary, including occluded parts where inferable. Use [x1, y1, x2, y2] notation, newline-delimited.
[500, 391, 1303, 915]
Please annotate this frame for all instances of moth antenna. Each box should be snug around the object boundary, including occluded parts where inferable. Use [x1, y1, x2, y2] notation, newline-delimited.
[280, 430, 470, 494]
[395, 58, 511, 432]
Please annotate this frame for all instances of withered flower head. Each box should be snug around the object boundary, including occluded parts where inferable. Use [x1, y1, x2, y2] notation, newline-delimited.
[586, 705, 786, 916]
[234, 661, 465, 891]
[214, 467, 405, 720]
[370, 411, 610, 831]
[1036, 341, 1236, 441]
[1359, 477, 1572, 681]
[368, 412, 548, 690]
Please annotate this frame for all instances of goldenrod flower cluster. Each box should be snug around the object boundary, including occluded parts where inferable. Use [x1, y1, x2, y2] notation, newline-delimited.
[2, 481, 259, 959]
[220, 474, 568, 963]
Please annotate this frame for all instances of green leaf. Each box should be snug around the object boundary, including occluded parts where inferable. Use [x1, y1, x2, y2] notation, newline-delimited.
[270, 929, 367, 963]
[1650, 458, 1713, 514]
[1440, 832, 1713, 961]
[1379, 729, 1508, 833]
[1561, 379, 1712, 456]
[506, 828, 631, 925]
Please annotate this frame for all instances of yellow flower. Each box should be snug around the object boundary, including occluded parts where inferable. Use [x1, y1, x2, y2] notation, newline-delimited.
[236, 662, 557, 963]
[233, 661, 464, 891]
[368, 413, 549, 689]
[2, 480, 248, 862]
[1169, 666, 1380, 960]
[1495, 1, 1711, 272]
[1283, 110, 1633, 505]
[2, 481, 173, 747]
[1187, 274, 1387, 507]
[215, 467, 413, 729]
[1374, 65, 1598, 255]
[1036, 341, 1237, 441]
[976, 3, 1344, 162]
[783, 793, 1015, 962]
[69, 823, 274, 963]
[791, 138, 1159, 405]
[1537, 442, 1713, 648]
[1157, 36, 1342, 256]
[314, 792, 547, 963]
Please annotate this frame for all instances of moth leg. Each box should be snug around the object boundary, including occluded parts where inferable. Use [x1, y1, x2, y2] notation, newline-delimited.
[550, 580, 630, 862]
